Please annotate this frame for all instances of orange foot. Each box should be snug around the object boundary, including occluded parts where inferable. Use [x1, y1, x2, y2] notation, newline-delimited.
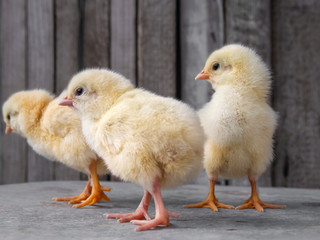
[184, 197, 234, 212]
[184, 179, 234, 212]
[236, 196, 284, 212]
[55, 183, 110, 206]
[236, 175, 284, 212]
[131, 210, 179, 231]
[55, 160, 111, 208]
[73, 185, 111, 208]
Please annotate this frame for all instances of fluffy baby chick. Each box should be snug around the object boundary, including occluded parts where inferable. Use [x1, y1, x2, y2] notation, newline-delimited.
[185, 44, 284, 212]
[2, 90, 111, 208]
[60, 69, 204, 231]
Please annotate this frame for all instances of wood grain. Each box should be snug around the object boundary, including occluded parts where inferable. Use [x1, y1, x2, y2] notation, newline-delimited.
[272, 0, 320, 188]
[137, 0, 176, 97]
[180, 0, 224, 110]
[225, 0, 271, 66]
[27, 0, 55, 182]
[83, 0, 110, 69]
[54, 0, 82, 180]
[0, 0, 27, 184]
[55, 0, 80, 93]
[110, 0, 136, 85]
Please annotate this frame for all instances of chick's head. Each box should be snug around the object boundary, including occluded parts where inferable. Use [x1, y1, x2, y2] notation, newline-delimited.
[197, 44, 271, 99]
[62, 69, 134, 120]
[2, 90, 53, 137]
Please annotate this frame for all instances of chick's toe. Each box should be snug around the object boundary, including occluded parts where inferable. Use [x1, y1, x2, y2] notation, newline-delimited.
[55, 178, 92, 203]
[236, 176, 284, 212]
[106, 190, 152, 223]
[131, 179, 179, 232]
[184, 179, 234, 211]
[73, 160, 111, 208]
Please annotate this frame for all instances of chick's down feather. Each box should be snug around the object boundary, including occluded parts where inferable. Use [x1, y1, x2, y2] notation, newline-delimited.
[186, 44, 284, 212]
[61, 69, 205, 231]
[2, 90, 111, 208]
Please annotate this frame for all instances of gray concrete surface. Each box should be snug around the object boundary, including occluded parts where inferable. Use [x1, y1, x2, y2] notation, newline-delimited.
[0, 180, 319, 240]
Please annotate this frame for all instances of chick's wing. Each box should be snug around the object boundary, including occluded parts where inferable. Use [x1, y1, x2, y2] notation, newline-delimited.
[98, 117, 132, 155]
[42, 99, 80, 138]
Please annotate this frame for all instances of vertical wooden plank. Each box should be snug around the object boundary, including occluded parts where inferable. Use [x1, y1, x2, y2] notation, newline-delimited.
[137, 0, 176, 97]
[83, 0, 110, 69]
[0, 0, 27, 184]
[272, 0, 320, 188]
[55, 0, 80, 94]
[225, 0, 271, 66]
[225, 0, 272, 186]
[27, 0, 55, 182]
[54, 0, 82, 180]
[110, 0, 136, 85]
[180, 0, 224, 110]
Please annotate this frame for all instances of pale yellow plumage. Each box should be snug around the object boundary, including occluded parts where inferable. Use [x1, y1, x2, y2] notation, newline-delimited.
[2, 89, 111, 208]
[62, 69, 205, 231]
[185, 44, 283, 212]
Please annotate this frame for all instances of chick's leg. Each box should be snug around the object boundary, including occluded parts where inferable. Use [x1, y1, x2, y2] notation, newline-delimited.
[184, 178, 234, 212]
[131, 178, 180, 231]
[74, 160, 111, 208]
[106, 190, 152, 223]
[236, 176, 284, 212]
[55, 177, 92, 203]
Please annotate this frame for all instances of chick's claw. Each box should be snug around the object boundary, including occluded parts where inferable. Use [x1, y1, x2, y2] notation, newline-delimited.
[100, 186, 112, 192]
[167, 210, 180, 218]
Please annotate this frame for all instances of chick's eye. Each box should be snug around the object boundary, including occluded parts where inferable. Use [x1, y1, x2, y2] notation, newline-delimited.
[7, 114, 10, 121]
[213, 63, 220, 71]
[75, 87, 84, 96]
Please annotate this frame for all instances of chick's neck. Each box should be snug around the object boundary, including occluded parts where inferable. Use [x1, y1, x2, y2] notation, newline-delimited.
[217, 72, 270, 102]
[84, 86, 133, 122]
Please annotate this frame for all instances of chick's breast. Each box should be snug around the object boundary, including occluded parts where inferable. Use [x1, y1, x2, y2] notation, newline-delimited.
[87, 89, 204, 191]
[199, 87, 277, 179]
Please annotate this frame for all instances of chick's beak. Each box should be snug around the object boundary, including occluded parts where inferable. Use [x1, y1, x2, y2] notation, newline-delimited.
[59, 96, 74, 107]
[195, 69, 210, 80]
[5, 125, 12, 135]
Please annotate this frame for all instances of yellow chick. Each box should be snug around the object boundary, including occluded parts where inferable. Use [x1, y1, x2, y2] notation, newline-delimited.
[2, 90, 111, 208]
[60, 69, 205, 231]
[185, 44, 284, 212]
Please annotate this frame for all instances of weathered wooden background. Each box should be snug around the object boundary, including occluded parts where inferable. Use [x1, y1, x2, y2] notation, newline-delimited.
[0, 0, 319, 188]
